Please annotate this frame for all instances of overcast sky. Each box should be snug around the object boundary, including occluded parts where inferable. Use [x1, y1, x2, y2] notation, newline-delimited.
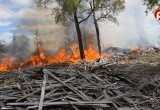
[0, 0, 159, 48]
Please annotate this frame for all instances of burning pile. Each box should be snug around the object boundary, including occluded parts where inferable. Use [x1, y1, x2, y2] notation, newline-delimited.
[0, 43, 112, 72]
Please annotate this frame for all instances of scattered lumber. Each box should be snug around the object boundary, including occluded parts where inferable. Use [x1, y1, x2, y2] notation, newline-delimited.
[0, 61, 160, 110]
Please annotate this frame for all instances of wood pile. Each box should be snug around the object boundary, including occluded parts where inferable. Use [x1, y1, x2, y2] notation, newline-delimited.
[0, 61, 160, 110]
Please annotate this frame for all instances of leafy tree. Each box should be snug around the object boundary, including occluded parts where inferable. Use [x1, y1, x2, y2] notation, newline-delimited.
[144, 0, 160, 11]
[143, 0, 160, 42]
[36, 0, 93, 59]
[89, 0, 125, 55]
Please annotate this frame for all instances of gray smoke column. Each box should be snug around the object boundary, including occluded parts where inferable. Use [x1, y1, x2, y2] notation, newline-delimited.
[6, 33, 31, 61]
[100, 0, 160, 49]
[17, 7, 67, 54]
[0, 6, 68, 63]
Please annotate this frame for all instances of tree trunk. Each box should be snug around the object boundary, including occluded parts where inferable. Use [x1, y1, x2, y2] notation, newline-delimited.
[74, 11, 85, 59]
[93, 11, 101, 55]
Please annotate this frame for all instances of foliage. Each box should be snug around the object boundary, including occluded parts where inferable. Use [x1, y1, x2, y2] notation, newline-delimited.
[36, 0, 96, 59]
[90, 0, 125, 23]
[38, 0, 94, 24]
[144, 0, 160, 11]
[88, 0, 125, 55]
[53, 0, 82, 24]
[35, 0, 125, 57]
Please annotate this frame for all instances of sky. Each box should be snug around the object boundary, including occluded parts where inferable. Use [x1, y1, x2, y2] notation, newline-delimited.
[0, 0, 33, 43]
[0, 0, 160, 48]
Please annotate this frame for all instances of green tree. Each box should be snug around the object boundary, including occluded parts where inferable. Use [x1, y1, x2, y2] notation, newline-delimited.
[144, 0, 160, 11]
[89, 0, 125, 55]
[36, 0, 125, 56]
[36, 0, 93, 59]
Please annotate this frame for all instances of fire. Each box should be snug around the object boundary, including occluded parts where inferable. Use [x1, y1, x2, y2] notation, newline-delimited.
[0, 57, 15, 71]
[133, 47, 140, 52]
[0, 43, 112, 72]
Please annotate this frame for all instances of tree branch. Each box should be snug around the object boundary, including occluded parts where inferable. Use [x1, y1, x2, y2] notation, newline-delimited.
[68, 16, 75, 22]
[78, 10, 93, 24]
[96, 13, 109, 21]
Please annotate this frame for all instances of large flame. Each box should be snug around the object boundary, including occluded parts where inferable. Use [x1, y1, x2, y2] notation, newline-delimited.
[0, 43, 112, 72]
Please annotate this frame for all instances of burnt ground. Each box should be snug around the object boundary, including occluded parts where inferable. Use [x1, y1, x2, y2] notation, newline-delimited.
[0, 50, 160, 110]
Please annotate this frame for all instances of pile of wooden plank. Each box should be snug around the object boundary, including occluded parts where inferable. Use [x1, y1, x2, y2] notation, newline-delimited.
[0, 62, 160, 110]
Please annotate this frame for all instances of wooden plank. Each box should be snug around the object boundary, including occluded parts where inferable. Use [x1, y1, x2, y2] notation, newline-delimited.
[16, 89, 39, 102]
[0, 96, 19, 100]
[113, 90, 133, 104]
[43, 69, 90, 101]
[91, 74, 103, 82]
[10, 71, 28, 98]
[38, 73, 47, 110]
[118, 107, 137, 110]
[1, 107, 15, 110]
[7, 100, 112, 106]
[77, 71, 99, 86]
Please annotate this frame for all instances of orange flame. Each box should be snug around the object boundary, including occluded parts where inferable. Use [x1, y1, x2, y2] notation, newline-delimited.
[133, 47, 140, 52]
[0, 43, 113, 72]
[0, 57, 15, 71]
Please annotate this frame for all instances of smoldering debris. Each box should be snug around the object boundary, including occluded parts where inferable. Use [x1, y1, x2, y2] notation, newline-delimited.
[104, 47, 131, 56]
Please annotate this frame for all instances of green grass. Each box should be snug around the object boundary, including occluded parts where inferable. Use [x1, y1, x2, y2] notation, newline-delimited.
[118, 53, 160, 63]
[139, 54, 160, 63]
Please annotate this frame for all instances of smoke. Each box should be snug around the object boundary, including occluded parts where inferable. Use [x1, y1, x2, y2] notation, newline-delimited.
[13, 0, 160, 55]
[61, 0, 160, 50]
[0, 6, 69, 63]
[6, 33, 31, 61]
[3, 0, 160, 62]
[17, 8, 67, 54]
[67, 19, 97, 50]
[100, 0, 160, 49]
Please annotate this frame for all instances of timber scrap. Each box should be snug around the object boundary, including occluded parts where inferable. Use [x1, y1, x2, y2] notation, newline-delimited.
[0, 59, 160, 110]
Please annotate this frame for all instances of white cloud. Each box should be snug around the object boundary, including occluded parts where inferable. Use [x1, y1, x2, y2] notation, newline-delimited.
[0, 4, 14, 19]
[16, 7, 53, 19]
[10, 0, 33, 6]
[0, 0, 33, 19]
[16, 8, 35, 18]
[0, 21, 12, 27]
[0, 32, 13, 43]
